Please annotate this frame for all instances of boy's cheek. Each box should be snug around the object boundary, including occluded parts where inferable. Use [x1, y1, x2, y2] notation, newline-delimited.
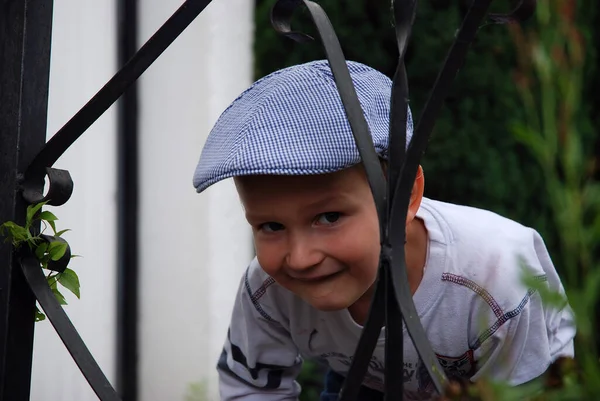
[333, 226, 380, 262]
[254, 244, 284, 277]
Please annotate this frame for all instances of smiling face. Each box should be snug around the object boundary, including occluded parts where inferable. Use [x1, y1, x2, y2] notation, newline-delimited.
[234, 165, 381, 312]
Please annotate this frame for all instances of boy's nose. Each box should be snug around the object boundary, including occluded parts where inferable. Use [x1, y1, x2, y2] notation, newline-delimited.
[284, 235, 324, 273]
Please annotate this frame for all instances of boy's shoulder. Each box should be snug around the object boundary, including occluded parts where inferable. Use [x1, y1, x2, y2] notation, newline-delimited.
[421, 197, 541, 261]
[421, 198, 549, 305]
[421, 197, 532, 240]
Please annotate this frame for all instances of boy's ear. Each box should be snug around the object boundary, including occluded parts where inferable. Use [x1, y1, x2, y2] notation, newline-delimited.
[406, 165, 424, 225]
[379, 160, 424, 223]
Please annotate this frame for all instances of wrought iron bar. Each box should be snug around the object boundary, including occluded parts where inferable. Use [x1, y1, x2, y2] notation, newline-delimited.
[384, 1, 417, 395]
[0, 0, 54, 399]
[22, 0, 216, 204]
[19, 253, 121, 401]
[383, 2, 539, 393]
[271, 0, 539, 399]
[379, 0, 540, 396]
[405, 0, 537, 192]
[383, 261, 405, 400]
[385, 0, 505, 395]
[13, 0, 218, 399]
[271, 0, 388, 228]
[270, 1, 448, 399]
[116, 0, 140, 399]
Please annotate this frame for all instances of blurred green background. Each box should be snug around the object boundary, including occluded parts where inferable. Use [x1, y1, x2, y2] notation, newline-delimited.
[253, 1, 599, 399]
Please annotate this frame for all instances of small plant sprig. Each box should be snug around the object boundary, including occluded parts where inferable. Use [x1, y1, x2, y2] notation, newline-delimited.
[0, 201, 81, 322]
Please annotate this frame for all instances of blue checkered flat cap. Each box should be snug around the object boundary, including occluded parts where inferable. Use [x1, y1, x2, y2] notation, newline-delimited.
[193, 59, 413, 193]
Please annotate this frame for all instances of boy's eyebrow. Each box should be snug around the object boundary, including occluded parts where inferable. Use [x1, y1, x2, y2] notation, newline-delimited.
[245, 193, 355, 222]
[303, 192, 354, 210]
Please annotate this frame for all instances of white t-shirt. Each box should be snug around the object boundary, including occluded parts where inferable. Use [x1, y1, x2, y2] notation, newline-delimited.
[217, 198, 575, 401]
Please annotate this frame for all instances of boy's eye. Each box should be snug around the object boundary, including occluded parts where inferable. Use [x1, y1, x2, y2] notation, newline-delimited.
[316, 212, 341, 225]
[259, 222, 284, 232]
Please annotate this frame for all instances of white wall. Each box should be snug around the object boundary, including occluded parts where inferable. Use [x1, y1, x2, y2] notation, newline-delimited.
[31, 1, 119, 401]
[138, 1, 253, 400]
[29, 1, 253, 400]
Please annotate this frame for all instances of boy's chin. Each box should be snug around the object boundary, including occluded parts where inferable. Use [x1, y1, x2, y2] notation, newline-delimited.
[302, 294, 358, 312]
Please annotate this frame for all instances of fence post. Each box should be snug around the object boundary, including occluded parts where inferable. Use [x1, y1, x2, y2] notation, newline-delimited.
[0, 0, 54, 399]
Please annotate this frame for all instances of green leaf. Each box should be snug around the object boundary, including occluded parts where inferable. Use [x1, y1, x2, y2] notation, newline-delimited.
[34, 242, 49, 260]
[523, 273, 567, 309]
[520, 260, 567, 310]
[47, 220, 56, 234]
[39, 211, 58, 222]
[55, 229, 71, 237]
[25, 202, 47, 227]
[59, 268, 80, 299]
[0, 221, 22, 234]
[52, 287, 68, 305]
[39, 211, 58, 234]
[35, 307, 46, 322]
[48, 275, 58, 290]
[0, 221, 29, 244]
[48, 242, 68, 261]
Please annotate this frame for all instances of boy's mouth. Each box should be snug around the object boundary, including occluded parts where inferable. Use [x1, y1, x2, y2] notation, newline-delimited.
[294, 271, 342, 282]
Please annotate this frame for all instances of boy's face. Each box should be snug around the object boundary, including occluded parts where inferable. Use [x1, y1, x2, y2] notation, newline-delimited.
[235, 165, 380, 311]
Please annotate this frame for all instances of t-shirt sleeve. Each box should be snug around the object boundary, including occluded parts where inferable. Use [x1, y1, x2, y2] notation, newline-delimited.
[471, 230, 575, 385]
[532, 230, 576, 359]
[218, 267, 302, 400]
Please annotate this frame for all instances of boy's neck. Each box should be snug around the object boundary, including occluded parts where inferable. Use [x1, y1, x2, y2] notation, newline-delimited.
[348, 217, 428, 326]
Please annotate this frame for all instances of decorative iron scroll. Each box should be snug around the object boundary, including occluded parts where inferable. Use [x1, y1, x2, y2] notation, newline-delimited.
[271, 0, 537, 400]
[11, 0, 537, 400]
[21, 0, 216, 207]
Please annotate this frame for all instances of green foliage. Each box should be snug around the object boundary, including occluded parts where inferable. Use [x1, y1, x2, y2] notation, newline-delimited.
[0, 202, 81, 322]
[503, 1, 600, 398]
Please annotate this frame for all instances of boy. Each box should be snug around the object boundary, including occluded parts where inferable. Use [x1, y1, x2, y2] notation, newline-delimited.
[193, 60, 575, 401]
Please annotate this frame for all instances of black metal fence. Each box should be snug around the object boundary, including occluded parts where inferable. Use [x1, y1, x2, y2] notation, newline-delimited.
[0, 0, 535, 400]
